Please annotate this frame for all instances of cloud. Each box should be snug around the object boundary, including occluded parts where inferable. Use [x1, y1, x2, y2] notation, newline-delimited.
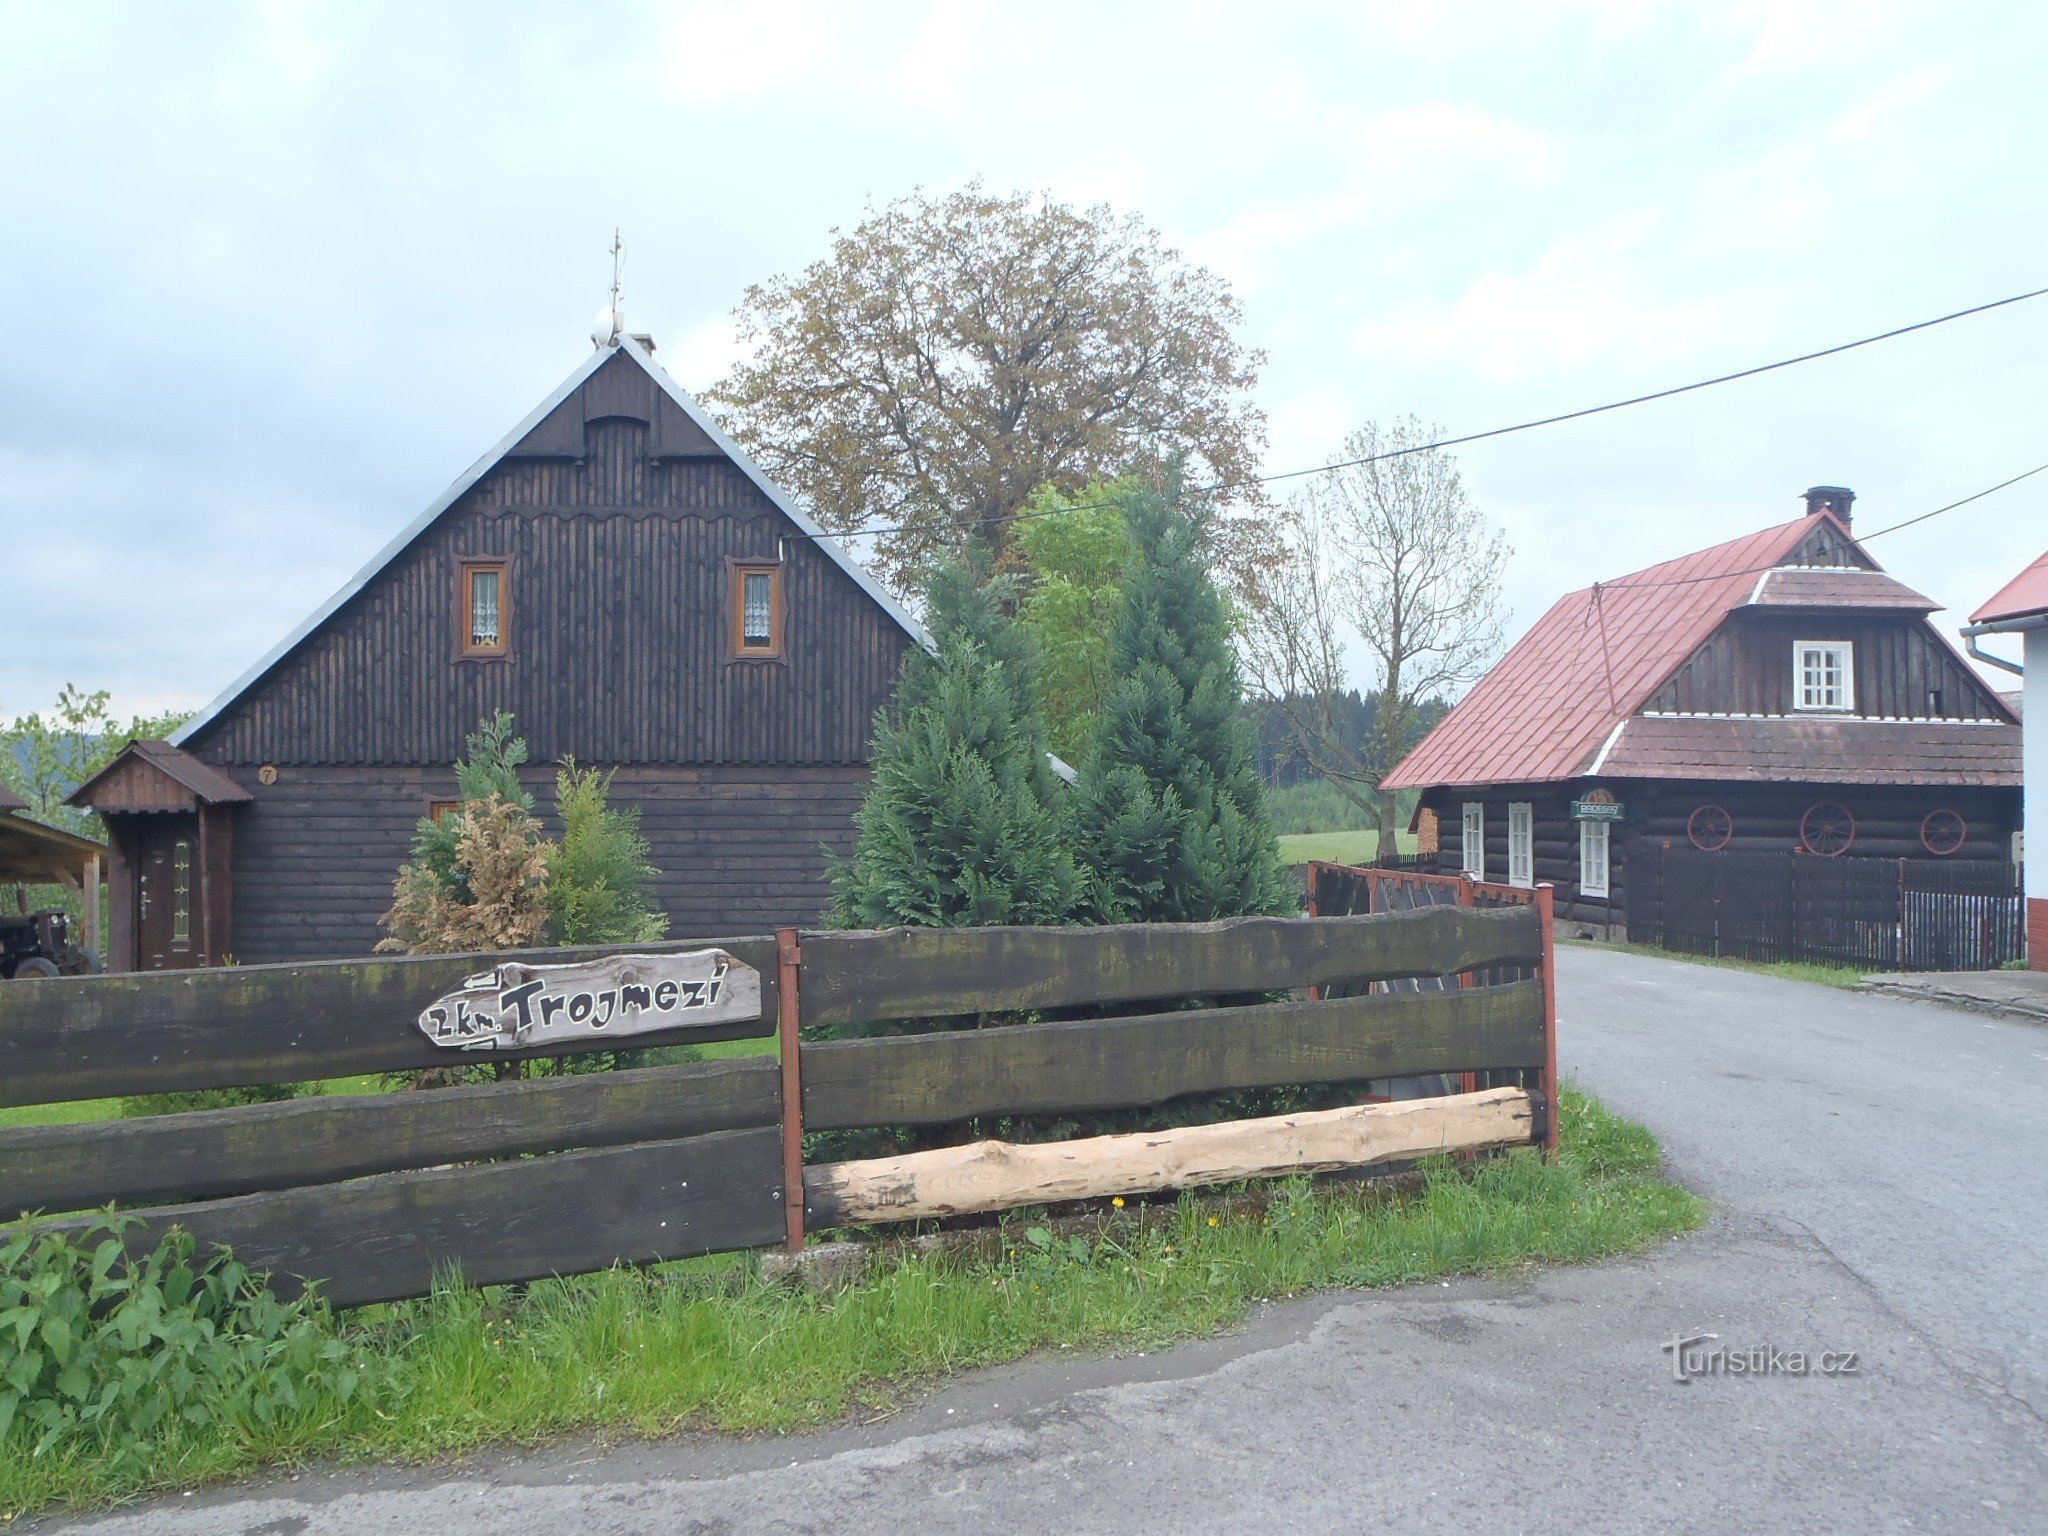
[667, 314, 751, 392]
[1357, 102, 1559, 186]
[890, 1, 1035, 113]
[663, 0, 834, 105]
[1351, 210, 1735, 386]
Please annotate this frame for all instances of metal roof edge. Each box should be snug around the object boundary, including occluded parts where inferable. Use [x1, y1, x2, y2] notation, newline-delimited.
[614, 336, 936, 656]
[170, 344, 620, 748]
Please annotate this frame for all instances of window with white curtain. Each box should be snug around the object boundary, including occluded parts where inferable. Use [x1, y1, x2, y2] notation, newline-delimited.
[1579, 819, 1610, 898]
[1461, 802, 1484, 880]
[1508, 802, 1534, 888]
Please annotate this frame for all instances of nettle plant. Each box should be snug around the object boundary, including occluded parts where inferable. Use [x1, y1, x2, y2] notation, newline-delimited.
[0, 1219, 402, 1469]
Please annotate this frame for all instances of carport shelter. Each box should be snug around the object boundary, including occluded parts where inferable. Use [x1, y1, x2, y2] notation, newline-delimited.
[0, 785, 107, 957]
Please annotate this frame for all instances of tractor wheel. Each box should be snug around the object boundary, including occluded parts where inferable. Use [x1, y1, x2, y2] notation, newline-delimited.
[58, 946, 104, 976]
[10, 957, 61, 979]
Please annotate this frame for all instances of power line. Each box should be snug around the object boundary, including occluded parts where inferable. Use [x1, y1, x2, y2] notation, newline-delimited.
[1253, 283, 2048, 489]
[1584, 459, 2048, 598]
[779, 282, 2048, 548]
[1857, 459, 2048, 539]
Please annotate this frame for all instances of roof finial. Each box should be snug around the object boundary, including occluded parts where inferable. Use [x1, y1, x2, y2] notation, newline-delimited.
[591, 228, 626, 350]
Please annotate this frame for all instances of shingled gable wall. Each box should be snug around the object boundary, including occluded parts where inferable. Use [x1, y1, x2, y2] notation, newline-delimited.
[170, 346, 917, 961]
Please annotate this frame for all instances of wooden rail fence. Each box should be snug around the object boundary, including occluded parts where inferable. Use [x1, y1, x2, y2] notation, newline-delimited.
[1, 902, 1557, 1309]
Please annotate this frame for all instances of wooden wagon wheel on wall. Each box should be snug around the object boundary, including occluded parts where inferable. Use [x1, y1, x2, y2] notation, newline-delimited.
[1919, 808, 1966, 856]
[1799, 801, 1856, 856]
[1686, 804, 1734, 851]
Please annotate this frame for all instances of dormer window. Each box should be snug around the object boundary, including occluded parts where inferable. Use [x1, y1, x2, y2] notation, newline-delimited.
[459, 559, 510, 658]
[1793, 640, 1852, 712]
[729, 560, 784, 659]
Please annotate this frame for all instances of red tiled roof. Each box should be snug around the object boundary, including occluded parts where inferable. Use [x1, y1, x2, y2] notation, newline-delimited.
[1971, 548, 2048, 627]
[1597, 715, 2020, 786]
[1749, 567, 1935, 611]
[1383, 514, 1832, 791]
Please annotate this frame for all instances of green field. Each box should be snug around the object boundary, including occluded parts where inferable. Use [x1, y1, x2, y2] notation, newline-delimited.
[1276, 829, 1419, 865]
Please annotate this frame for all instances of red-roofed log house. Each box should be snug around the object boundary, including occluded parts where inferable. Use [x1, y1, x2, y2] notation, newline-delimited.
[1381, 487, 2023, 934]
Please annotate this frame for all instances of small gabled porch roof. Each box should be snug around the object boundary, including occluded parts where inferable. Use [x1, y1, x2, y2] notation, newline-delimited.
[67, 740, 254, 815]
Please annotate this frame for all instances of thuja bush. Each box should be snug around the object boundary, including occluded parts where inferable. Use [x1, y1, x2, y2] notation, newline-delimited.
[0, 1220, 403, 1475]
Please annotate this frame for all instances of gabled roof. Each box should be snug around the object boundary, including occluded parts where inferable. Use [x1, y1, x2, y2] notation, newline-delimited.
[170, 336, 932, 749]
[68, 739, 255, 810]
[1970, 547, 2048, 629]
[1384, 507, 2039, 794]
[1383, 514, 1839, 791]
[0, 783, 25, 812]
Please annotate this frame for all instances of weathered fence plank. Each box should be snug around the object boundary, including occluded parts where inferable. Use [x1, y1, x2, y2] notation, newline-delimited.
[41, 1126, 786, 1310]
[1, 1055, 781, 1218]
[800, 981, 1544, 1131]
[797, 906, 1542, 1028]
[0, 935, 779, 1109]
[804, 1087, 1536, 1227]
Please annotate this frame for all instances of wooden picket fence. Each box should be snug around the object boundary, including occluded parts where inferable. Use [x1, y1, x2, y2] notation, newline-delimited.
[0, 902, 1556, 1309]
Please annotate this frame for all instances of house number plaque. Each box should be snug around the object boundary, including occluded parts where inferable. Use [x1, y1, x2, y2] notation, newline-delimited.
[415, 949, 762, 1051]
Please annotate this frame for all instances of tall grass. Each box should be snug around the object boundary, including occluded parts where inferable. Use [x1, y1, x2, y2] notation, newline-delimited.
[0, 1088, 1700, 1516]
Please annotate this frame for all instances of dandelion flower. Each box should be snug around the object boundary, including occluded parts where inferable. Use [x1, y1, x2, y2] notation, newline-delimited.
[1208, 1216, 1221, 1227]
[1111, 1196, 1125, 1209]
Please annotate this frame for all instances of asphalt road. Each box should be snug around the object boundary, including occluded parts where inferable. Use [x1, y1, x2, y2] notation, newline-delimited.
[48, 947, 2048, 1536]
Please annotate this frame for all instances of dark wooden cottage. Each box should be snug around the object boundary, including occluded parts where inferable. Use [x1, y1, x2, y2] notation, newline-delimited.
[71, 334, 926, 969]
[1381, 487, 2023, 933]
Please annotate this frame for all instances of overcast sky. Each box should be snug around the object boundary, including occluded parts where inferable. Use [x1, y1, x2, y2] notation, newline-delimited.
[3, 0, 2045, 720]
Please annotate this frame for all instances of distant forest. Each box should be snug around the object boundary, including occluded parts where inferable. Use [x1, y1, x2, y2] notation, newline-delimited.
[1244, 690, 1449, 787]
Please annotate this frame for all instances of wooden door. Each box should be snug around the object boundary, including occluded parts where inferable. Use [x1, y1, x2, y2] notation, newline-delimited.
[135, 815, 202, 970]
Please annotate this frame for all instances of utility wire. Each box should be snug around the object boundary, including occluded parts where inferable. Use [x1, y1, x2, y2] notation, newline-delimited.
[775, 282, 2048, 548]
[1585, 459, 2048, 596]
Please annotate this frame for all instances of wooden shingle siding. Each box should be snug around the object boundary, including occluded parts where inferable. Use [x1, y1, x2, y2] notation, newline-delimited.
[185, 417, 911, 768]
[1647, 611, 2003, 719]
[223, 763, 869, 963]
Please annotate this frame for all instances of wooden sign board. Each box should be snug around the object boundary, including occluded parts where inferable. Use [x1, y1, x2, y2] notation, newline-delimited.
[416, 949, 762, 1052]
[1572, 788, 1624, 822]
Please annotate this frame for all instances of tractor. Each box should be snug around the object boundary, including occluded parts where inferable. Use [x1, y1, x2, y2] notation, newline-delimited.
[0, 908, 102, 978]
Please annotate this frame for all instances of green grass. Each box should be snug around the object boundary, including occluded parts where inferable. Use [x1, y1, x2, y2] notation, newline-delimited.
[1276, 829, 1419, 865]
[0, 1087, 1701, 1515]
[1568, 937, 1865, 990]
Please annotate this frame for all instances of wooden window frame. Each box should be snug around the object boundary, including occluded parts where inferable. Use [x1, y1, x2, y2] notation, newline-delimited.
[1579, 819, 1610, 898]
[428, 800, 462, 824]
[457, 557, 512, 660]
[1792, 639, 1852, 712]
[1460, 801, 1485, 882]
[1507, 801, 1534, 889]
[727, 558, 786, 661]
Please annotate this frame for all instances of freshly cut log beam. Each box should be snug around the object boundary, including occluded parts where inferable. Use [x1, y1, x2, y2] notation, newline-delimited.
[804, 1086, 1535, 1228]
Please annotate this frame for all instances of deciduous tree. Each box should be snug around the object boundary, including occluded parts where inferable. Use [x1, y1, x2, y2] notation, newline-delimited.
[704, 184, 1267, 592]
[1242, 419, 1509, 849]
[1013, 480, 1136, 765]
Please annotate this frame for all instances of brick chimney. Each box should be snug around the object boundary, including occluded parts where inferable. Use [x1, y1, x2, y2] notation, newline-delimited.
[1802, 485, 1855, 525]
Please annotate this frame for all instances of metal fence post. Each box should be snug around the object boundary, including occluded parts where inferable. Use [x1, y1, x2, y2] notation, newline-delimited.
[776, 926, 806, 1254]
